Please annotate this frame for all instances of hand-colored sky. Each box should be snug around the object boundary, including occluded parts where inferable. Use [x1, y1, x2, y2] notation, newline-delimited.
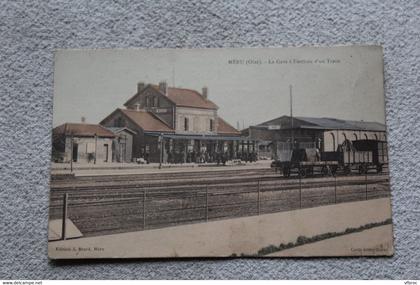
[53, 46, 386, 128]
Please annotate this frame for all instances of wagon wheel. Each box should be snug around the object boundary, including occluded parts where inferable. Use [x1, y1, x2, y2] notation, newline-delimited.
[358, 164, 367, 175]
[321, 166, 329, 176]
[299, 168, 307, 178]
[344, 165, 351, 175]
[308, 167, 314, 176]
[331, 166, 338, 177]
[376, 164, 383, 173]
[283, 166, 290, 178]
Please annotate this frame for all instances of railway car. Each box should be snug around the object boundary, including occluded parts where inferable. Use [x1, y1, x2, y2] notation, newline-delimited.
[271, 139, 388, 178]
[271, 148, 339, 178]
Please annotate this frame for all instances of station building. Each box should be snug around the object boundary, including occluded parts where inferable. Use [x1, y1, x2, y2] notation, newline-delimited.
[52, 123, 115, 163]
[100, 81, 256, 163]
[105, 127, 136, 163]
[243, 116, 387, 160]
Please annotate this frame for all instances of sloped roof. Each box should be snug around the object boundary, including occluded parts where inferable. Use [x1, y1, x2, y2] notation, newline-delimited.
[295, 117, 386, 131]
[257, 115, 386, 132]
[124, 84, 218, 110]
[53, 123, 115, 137]
[150, 85, 219, 110]
[105, 127, 137, 135]
[217, 117, 241, 136]
[119, 109, 174, 133]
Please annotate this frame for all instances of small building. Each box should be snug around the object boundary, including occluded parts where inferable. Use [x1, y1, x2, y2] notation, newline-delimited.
[100, 81, 257, 163]
[52, 123, 115, 163]
[244, 116, 387, 160]
[106, 127, 135, 163]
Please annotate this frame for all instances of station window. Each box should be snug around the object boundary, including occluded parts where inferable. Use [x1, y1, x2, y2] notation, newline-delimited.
[153, 96, 159, 107]
[209, 119, 214, 132]
[115, 117, 124, 127]
[184, 117, 189, 131]
[145, 96, 150, 107]
[330, 132, 335, 151]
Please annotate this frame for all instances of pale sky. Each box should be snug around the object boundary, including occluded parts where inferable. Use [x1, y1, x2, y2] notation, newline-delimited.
[53, 46, 386, 128]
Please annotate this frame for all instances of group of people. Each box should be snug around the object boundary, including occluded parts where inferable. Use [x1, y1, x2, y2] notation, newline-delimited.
[164, 150, 258, 165]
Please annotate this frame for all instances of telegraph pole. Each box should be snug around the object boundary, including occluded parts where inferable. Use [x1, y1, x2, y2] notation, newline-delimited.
[290, 85, 294, 149]
[94, 133, 97, 164]
[70, 133, 73, 173]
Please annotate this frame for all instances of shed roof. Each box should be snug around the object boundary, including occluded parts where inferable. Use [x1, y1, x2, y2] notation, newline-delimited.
[258, 115, 386, 132]
[53, 123, 115, 137]
[295, 116, 386, 131]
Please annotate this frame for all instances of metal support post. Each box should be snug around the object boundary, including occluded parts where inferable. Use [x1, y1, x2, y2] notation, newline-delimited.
[334, 175, 337, 204]
[299, 174, 302, 208]
[94, 133, 97, 164]
[70, 134, 73, 173]
[205, 185, 209, 222]
[159, 134, 163, 169]
[257, 180, 261, 215]
[143, 189, 146, 230]
[365, 172, 368, 200]
[61, 193, 68, 240]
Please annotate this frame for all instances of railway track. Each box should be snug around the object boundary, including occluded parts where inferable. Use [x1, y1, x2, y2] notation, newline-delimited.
[49, 171, 390, 239]
[50, 168, 389, 190]
[52, 167, 270, 180]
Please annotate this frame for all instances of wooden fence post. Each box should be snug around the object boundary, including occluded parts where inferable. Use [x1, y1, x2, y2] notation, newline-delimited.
[299, 175, 302, 208]
[205, 185, 209, 222]
[257, 180, 261, 215]
[61, 193, 68, 240]
[143, 188, 146, 230]
[334, 175, 337, 204]
[365, 172, 368, 200]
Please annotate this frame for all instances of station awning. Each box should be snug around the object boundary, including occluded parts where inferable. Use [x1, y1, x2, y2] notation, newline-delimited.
[144, 132, 258, 141]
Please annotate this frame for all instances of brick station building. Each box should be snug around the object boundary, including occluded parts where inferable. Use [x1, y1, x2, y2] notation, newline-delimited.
[100, 81, 257, 163]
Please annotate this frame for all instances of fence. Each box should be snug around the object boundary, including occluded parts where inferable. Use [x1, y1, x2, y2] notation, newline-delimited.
[51, 173, 390, 240]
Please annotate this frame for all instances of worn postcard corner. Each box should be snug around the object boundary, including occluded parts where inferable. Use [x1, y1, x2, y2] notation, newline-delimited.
[48, 46, 393, 259]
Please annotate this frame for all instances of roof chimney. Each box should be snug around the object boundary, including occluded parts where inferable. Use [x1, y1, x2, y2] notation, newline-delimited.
[81, 116, 86, 123]
[137, 82, 145, 94]
[202, 87, 208, 99]
[159, 81, 167, 95]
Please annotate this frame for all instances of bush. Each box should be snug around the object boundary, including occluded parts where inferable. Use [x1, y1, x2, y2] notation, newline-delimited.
[296, 236, 309, 245]
[255, 218, 392, 256]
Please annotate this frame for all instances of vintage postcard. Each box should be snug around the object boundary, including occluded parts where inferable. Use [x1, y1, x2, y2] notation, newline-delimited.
[48, 46, 393, 258]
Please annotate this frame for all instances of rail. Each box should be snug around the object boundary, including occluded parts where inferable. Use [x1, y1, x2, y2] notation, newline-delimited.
[50, 173, 390, 240]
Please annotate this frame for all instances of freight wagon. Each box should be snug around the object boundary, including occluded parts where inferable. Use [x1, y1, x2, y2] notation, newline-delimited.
[271, 139, 388, 178]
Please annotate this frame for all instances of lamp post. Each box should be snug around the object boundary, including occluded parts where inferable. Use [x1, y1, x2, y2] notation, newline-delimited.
[70, 133, 73, 173]
[290, 84, 294, 150]
[94, 133, 97, 164]
[159, 133, 163, 169]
